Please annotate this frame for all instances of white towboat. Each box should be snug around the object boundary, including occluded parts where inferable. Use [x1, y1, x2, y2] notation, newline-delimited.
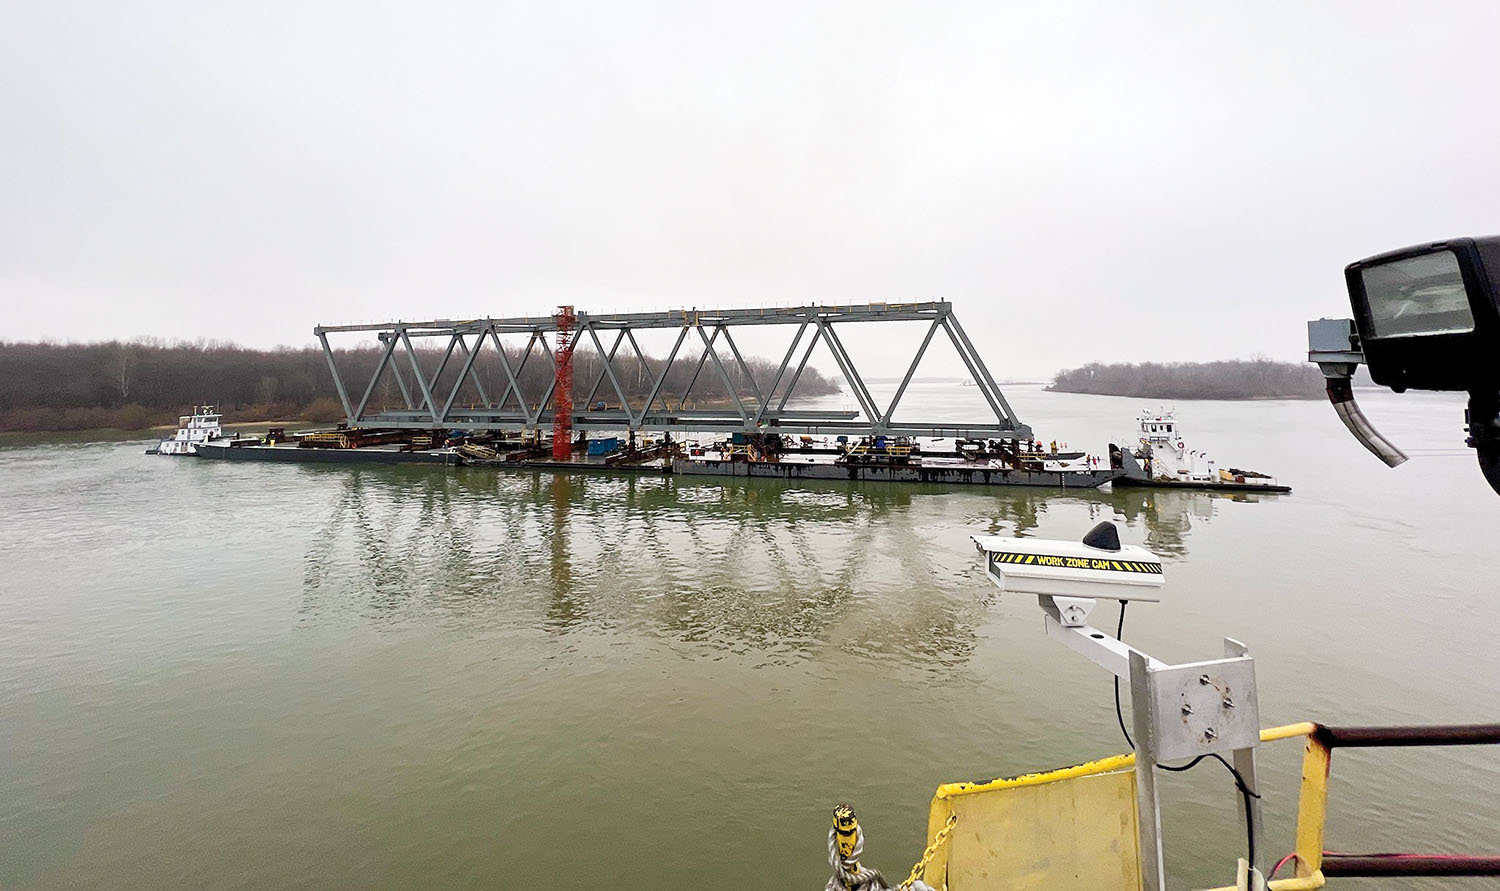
[1109, 408, 1289, 492]
[146, 405, 227, 456]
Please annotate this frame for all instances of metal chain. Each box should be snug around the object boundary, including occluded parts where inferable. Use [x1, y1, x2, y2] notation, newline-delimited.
[900, 813, 958, 890]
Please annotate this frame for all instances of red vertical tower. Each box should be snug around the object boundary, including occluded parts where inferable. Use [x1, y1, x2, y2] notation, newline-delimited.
[551, 305, 576, 460]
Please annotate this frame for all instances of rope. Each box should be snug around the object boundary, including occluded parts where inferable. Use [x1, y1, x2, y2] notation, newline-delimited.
[825, 821, 890, 891]
[825, 807, 951, 891]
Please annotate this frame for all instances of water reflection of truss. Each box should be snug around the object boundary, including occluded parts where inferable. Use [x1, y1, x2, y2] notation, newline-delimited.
[300, 468, 1275, 664]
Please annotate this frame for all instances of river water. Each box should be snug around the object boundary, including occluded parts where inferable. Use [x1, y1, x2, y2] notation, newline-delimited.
[2, 383, 1497, 889]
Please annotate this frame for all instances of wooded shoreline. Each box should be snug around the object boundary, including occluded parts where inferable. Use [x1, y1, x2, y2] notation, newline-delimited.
[0, 339, 840, 432]
[1048, 359, 1330, 400]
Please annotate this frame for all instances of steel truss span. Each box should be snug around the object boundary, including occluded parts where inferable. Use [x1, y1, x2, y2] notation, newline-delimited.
[313, 302, 1032, 439]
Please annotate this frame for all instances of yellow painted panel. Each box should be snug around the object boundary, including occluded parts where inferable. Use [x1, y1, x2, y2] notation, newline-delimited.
[933, 768, 1143, 891]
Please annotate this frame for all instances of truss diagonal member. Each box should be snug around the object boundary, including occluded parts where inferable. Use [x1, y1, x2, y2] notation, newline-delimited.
[315, 330, 355, 422]
[455, 334, 491, 407]
[353, 333, 401, 421]
[486, 327, 530, 416]
[698, 324, 750, 424]
[678, 327, 718, 411]
[441, 332, 490, 421]
[399, 329, 441, 423]
[585, 323, 634, 421]
[583, 328, 627, 410]
[816, 320, 880, 425]
[883, 315, 944, 425]
[940, 312, 1021, 430]
[624, 330, 656, 418]
[717, 326, 764, 406]
[429, 334, 463, 408]
[532, 331, 559, 425]
[640, 326, 689, 418]
[387, 336, 416, 411]
[775, 318, 823, 413]
[946, 310, 1022, 429]
[756, 319, 808, 423]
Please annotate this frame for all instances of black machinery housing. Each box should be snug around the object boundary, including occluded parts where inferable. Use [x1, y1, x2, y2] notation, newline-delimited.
[1343, 236, 1500, 393]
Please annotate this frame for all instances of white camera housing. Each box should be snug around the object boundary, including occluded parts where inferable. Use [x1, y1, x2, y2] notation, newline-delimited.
[971, 531, 1164, 602]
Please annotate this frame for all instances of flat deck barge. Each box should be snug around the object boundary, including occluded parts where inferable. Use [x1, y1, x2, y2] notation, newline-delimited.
[194, 442, 455, 466]
[672, 457, 1115, 488]
[190, 439, 1117, 487]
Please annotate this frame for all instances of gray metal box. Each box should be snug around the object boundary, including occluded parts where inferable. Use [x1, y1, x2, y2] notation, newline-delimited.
[1308, 317, 1357, 353]
[1145, 656, 1260, 762]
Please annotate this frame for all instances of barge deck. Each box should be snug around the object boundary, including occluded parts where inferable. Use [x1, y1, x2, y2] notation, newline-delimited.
[191, 440, 1117, 487]
[193, 442, 456, 466]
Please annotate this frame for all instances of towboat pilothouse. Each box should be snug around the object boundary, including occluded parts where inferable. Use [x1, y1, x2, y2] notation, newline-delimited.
[146, 405, 227, 455]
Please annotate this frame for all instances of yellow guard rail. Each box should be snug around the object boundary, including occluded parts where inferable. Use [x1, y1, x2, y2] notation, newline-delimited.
[920, 720, 1500, 890]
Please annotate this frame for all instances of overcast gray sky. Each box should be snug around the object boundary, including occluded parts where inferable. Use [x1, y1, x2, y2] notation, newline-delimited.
[4, 1, 1500, 378]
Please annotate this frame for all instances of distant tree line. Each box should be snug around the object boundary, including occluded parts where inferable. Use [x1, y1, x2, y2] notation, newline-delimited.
[1048, 359, 1328, 400]
[0, 338, 840, 431]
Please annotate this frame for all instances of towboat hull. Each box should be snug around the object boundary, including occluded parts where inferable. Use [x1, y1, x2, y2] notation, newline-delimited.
[1111, 475, 1291, 493]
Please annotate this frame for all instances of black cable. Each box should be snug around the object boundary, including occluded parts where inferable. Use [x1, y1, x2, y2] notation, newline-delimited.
[1159, 752, 1261, 869]
[1113, 600, 1135, 750]
[1109, 598, 1261, 870]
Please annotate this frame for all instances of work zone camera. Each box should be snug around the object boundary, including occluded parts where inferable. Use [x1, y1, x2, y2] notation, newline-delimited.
[1309, 235, 1500, 496]
[972, 521, 1164, 608]
[970, 521, 1264, 890]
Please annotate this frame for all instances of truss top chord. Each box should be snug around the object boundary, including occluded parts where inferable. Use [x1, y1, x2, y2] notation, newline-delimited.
[312, 301, 953, 336]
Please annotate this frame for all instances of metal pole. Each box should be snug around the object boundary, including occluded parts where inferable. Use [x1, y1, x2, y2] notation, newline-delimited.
[1225, 638, 1268, 882]
[1130, 650, 1167, 891]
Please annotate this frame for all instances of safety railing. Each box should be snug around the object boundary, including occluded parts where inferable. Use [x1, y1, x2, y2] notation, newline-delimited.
[918, 721, 1500, 891]
[1203, 721, 1500, 890]
[844, 444, 914, 457]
